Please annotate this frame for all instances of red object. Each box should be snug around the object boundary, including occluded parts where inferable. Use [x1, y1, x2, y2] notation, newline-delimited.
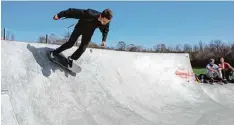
[219, 62, 230, 69]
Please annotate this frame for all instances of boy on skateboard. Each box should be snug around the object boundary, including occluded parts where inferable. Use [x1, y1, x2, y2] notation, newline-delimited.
[49, 8, 113, 68]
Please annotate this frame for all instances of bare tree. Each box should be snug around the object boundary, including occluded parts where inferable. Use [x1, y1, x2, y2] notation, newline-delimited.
[153, 44, 167, 53]
[175, 44, 182, 52]
[127, 44, 138, 52]
[209, 40, 225, 58]
[183, 44, 192, 53]
[231, 42, 234, 55]
[193, 44, 199, 52]
[116, 41, 127, 51]
[106, 46, 116, 50]
[198, 41, 204, 52]
[229, 42, 234, 59]
[88, 42, 100, 48]
[124, 44, 142, 52]
[167, 46, 174, 52]
[219, 43, 231, 57]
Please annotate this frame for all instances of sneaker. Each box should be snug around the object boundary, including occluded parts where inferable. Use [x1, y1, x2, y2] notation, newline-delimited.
[219, 82, 224, 85]
[50, 51, 55, 59]
[210, 78, 215, 85]
[67, 56, 73, 68]
[223, 79, 228, 84]
[210, 82, 215, 85]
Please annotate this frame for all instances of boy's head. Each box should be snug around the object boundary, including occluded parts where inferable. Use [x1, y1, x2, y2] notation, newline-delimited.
[209, 58, 215, 65]
[219, 57, 224, 63]
[98, 9, 113, 25]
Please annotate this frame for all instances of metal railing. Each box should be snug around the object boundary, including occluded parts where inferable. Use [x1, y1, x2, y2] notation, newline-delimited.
[1, 26, 81, 46]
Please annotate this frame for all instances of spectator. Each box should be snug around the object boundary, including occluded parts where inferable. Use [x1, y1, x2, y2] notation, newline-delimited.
[218, 57, 234, 82]
[206, 59, 226, 84]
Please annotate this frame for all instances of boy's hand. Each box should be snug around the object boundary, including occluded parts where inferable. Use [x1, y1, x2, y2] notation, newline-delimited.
[101, 41, 106, 48]
[53, 15, 59, 20]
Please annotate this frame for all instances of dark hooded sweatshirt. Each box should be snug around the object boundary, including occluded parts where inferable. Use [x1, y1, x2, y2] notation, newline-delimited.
[57, 8, 110, 42]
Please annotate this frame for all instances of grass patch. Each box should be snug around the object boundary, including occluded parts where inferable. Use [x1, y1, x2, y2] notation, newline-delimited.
[192, 68, 234, 81]
[193, 68, 206, 75]
[193, 68, 234, 78]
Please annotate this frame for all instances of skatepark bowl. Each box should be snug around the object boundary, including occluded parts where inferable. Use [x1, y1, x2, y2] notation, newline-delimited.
[1, 40, 234, 125]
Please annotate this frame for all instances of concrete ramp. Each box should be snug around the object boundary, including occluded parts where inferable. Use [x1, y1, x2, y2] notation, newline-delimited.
[1, 40, 234, 125]
[1, 90, 19, 125]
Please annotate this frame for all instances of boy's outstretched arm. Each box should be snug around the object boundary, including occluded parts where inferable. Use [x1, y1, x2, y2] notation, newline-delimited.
[54, 8, 87, 19]
[99, 23, 110, 42]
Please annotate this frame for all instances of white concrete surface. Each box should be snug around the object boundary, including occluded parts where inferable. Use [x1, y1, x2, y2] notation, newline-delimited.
[1, 93, 19, 125]
[1, 40, 234, 125]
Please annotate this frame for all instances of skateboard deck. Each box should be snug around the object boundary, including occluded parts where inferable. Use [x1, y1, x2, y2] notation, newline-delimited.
[48, 51, 81, 73]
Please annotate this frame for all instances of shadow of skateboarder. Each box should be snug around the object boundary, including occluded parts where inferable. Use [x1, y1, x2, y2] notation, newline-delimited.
[27, 44, 76, 77]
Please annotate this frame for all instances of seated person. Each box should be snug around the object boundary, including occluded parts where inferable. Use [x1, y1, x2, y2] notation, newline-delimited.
[206, 59, 226, 84]
[218, 57, 234, 82]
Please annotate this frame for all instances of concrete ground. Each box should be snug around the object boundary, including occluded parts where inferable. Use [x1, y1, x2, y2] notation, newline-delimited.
[1, 40, 234, 125]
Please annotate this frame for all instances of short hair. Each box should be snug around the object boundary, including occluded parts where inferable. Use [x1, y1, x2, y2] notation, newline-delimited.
[219, 57, 224, 60]
[210, 58, 215, 63]
[101, 9, 113, 20]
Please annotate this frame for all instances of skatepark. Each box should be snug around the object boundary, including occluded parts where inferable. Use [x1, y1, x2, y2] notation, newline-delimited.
[1, 40, 234, 125]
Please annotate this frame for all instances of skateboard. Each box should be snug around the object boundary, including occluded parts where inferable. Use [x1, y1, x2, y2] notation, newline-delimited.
[48, 51, 81, 73]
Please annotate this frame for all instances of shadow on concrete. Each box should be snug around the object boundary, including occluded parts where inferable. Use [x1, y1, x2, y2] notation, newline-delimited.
[27, 44, 76, 77]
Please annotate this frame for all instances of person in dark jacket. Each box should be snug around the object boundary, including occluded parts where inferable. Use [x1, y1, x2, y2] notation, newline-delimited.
[50, 8, 113, 68]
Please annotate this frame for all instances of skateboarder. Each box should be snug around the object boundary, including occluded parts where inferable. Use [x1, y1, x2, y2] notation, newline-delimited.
[49, 8, 113, 68]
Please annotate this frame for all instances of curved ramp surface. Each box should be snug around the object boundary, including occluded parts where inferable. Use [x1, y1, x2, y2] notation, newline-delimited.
[1, 40, 234, 125]
[1, 91, 20, 125]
